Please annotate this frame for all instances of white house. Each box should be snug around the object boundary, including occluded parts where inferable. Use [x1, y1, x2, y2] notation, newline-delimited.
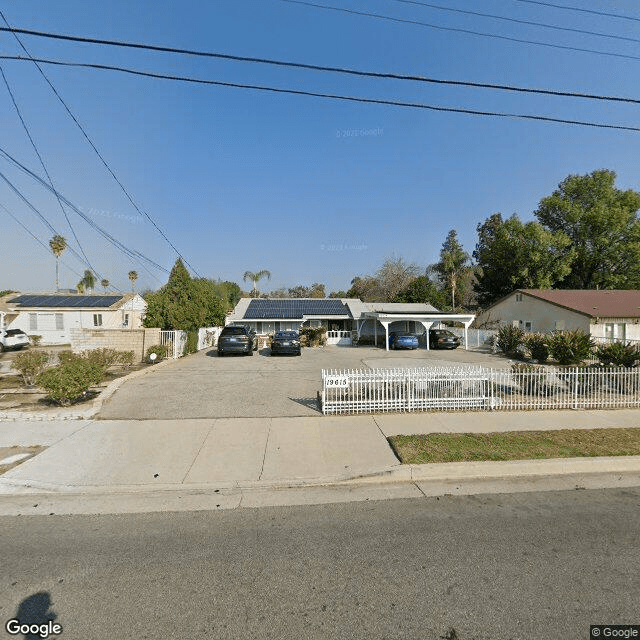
[475, 289, 640, 342]
[227, 298, 475, 350]
[0, 292, 147, 345]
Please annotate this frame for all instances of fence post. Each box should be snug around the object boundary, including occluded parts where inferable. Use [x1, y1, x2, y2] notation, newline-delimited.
[573, 367, 578, 409]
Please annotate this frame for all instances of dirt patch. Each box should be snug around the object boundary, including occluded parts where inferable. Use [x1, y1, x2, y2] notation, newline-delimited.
[0, 445, 45, 475]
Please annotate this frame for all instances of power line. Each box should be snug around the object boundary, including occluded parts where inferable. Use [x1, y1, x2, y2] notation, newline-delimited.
[0, 201, 84, 279]
[0, 148, 168, 278]
[0, 55, 637, 132]
[0, 10, 200, 278]
[0, 64, 97, 276]
[511, 0, 640, 23]
[2, 52, 639, 105]
[389, 0, 640, 43]
[274, 0, 640, 63]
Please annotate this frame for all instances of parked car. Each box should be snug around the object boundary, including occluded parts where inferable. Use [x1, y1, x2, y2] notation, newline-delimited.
[0, 328, 30, 352]
[270, 330, 302, 356]
[388, 331, 419, 350]
[429, 329, 461, 349]
[217, 325, 256, 356]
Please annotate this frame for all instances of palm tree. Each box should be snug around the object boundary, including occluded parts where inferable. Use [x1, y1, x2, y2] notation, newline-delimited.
[243, 270, 271, 297]
[49, 235, 67, 291]
[101, 278, 110, 293]
[128, 270, 138, 292]
[76, 280, 85, 294]
[82, 269, 96, 293]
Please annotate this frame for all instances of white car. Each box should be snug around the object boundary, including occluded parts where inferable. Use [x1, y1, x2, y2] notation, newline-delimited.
[0, 328, 30, 352]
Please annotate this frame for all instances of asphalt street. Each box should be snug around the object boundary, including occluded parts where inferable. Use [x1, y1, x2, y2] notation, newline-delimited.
[97, 345, 511, 420]
[2, 487, 638, 640]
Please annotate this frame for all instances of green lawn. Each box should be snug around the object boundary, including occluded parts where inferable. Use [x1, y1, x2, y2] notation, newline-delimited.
[389, 428, 640, 464]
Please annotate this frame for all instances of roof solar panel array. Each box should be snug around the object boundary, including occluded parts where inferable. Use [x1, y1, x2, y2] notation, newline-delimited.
[244, 299, 349, 319]
[8, 295, 124, 308]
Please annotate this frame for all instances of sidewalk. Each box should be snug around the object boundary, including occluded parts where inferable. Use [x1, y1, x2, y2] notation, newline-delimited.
[0, 410, 639, 514]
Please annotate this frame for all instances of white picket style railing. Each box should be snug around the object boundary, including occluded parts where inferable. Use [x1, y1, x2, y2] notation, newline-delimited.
[160, 330, 187, 359]
[321, 366, 640, 415]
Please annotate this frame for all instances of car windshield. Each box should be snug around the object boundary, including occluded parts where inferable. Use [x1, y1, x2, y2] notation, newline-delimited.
[275, 331, 298, 339]
[221, 326, 246, 335]
[433, 330, 454, 337]
[4, 329, 26, 336]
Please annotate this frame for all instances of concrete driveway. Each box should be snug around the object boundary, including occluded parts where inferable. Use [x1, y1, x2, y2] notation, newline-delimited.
[98, 345, 512, 420]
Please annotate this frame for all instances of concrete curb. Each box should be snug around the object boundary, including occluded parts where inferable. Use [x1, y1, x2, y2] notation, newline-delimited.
[1, 455, 639, 496]
[0, 357, 174, 422]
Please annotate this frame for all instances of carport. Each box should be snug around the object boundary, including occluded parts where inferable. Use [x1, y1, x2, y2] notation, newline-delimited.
[358, 311, 476, 351]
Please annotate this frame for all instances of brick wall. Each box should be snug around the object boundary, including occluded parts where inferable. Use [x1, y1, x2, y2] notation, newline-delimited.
[70, 328, 162, 362]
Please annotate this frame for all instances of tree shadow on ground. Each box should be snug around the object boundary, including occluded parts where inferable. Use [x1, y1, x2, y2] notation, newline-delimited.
[12, 591, 57, 639]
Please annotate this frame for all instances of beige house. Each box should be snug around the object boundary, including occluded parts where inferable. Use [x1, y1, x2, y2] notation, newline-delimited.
[475, 289, 640, 341]
[0, 292, 147, 345]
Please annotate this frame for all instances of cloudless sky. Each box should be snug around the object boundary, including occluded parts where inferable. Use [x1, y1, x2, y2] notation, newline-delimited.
[1, 0, 639, 295]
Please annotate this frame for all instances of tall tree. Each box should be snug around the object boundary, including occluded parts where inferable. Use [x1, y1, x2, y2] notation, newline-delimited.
[243, 270, 271, 297]
[393, 275, 448, 309]
[473, 213, 573, 308]
[128, 270, 138, 293]
[81, 269, 96, 292]
[100, 279, 110, 292]
[375, 257, 421, 301]
[49, 234, 67, 291]
[432, 230, 472, 310]
[534, 169, 640, 289]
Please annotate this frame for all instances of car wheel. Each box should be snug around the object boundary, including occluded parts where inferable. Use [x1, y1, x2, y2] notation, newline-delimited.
[246, 349, 253, 356]
[218, 351, 224, 357]
[0, 344, 4, 353]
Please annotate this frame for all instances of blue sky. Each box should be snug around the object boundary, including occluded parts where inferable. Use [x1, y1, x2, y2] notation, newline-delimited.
[1, 0, 639, 295]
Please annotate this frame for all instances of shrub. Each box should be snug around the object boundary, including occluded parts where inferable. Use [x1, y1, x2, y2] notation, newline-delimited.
[185, 330, 198, 355]
[523, 333, 550, 364]
[57, 350, 80, 365]
[37, 360, 104, 406]
[116, 350, 136, 369]
[299, 326, 327, 347]
[83, 348, 121, 370]
[595, 342, 640, 368]
[146, 344, 169, 362]
[496, 325, 525, 357]
[13, 350, 51, 386]
[29, 335, 43, 348]
[548, 330, 595, 365]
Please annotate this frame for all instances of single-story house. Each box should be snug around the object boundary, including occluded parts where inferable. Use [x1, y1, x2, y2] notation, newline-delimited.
[475, 289, 640, 342]
[0, 292, 147, 345]
[226, 298, 476, 350]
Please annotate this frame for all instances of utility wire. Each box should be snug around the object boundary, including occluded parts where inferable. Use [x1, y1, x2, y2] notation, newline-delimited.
[0, 65, 97, 276]
[0, 149, 168, 277]
[389, 0, 640, 44]
[274, 0, 640, 63]
[0, 10, 200, 277]
[511, 0, 640, 23]
[0, 201, 84, 279]
[2, 53, 639, 105]
[0, 56, 637, 132]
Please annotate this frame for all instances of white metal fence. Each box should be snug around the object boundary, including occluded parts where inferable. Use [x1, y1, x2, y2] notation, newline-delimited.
[326, 330, 353, 346]
[160, 330, 187, 359]
[448, 328, 497, 350]
[197, 326, 223, 351]
[321, 366, 640, 414]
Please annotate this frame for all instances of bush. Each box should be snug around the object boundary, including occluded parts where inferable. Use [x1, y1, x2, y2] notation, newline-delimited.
[29, 335, 43, 347]
[83, 348, 121, 370]
[146, 344, 169, 362]
[299, 326, 327, 347]
[13, 350, 51, 386]
[116, 350, 136, 369]
[57, 350, 80, 365]
[496, 325, 525, 357]
[523, 333, 550, 364]
[548, 330, 595, 365]
[595, 342, 640, 368]
[37, 360, 104, 406]
[185, 330, 198, 355]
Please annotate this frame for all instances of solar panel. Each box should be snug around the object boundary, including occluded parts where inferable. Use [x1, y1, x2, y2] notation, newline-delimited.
[244, 299, 349, 319]
[8, 295, 123, 308]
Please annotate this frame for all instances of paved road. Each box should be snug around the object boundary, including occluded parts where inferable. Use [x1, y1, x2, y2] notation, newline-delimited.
[98, 346, 511, 420]
[1, 487, 638, 639]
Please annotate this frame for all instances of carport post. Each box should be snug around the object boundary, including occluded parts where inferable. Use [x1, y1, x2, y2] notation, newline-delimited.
[374, 320, 377, 347]
[418, 320, 433, 350]
[464, 318, 473, 350]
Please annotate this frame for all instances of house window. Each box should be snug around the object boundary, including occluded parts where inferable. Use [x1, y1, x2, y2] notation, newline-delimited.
[55, 314, 64, 330]
[605, 323, 626, 342]
[123, 314, 129, 327]
[255, 322, 262, 333]
[93, 314, 103, 327]
[29, 313, 37, 331]
[524, 321, 532, 332]
[515, 293, 523, 302]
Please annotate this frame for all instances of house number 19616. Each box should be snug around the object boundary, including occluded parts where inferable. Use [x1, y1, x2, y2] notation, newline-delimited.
[325, 377, 349, 388]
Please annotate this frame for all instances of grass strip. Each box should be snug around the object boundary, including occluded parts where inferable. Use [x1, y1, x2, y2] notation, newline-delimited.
[390, 428, 640, 464]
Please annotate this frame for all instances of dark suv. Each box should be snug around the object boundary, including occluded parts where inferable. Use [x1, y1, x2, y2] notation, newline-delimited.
[217, 325, 257, 356]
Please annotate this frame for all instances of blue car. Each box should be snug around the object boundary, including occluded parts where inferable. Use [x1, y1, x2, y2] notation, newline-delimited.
[388, 331, 419, 350]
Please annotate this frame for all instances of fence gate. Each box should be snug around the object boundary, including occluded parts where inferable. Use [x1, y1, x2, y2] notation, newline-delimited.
[197, 327, 222, 351]
[160, 330, 187, 359]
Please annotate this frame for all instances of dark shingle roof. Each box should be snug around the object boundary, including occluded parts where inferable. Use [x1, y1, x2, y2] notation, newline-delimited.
[8, 294, 124, 308]
[244, 298, 350, 319]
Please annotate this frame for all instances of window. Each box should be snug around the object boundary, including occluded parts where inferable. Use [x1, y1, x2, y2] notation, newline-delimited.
[29, 313, 37, 331]
[515, 293, 523, 302]
[55, 314, 64, 330]
[93, 314, 103, 327]
[123, 314, 129, 327]
[524, 321, 532, 332]
[605, 323, 626, 341]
